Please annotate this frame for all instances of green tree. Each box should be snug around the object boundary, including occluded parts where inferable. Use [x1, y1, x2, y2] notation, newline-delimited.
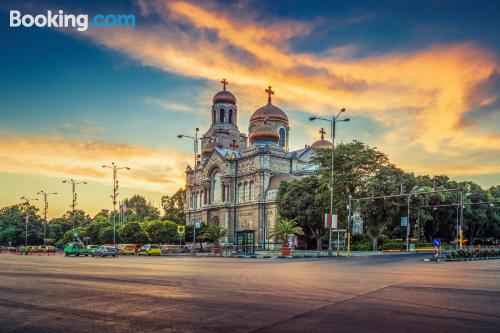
[123, 195, 160, 222]
[62, 227, 87, 245]
[201, 224, 228, 247]
[98, 226, 118, 244]
[118, 221, 147, 244]
[143, 220, 177, 243]
[277, 176, 326, 250]
[0, 204, 43, 246]
[161, 188, 186, 224]
[270, 218, 303, 247]
[86, 218, 111, 244]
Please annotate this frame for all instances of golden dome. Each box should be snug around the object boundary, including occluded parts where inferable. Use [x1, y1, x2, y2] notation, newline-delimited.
[311, 139, 332, 151]
[213, 78, 236, 104]
[213, 90, 236, 104]
[249, 118, 279, 144]
[249, 86, 288, 126]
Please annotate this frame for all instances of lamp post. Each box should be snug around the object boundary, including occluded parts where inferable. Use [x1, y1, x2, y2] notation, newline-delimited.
[20, 196, 38, 246]
[102, 162, 130, 245]
[310, 108, 350, 256]
[62, 179, 87, 229]
[36, 190, 57, 241]
[178, 128, 199, 252]
[406, 186, 426, 251]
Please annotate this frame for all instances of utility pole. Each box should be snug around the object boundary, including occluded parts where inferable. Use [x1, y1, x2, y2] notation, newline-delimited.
[347, 194, 352, 256]
[37, 190, 57, 241]
[310, 109, 350, 255]
[20, 196, 38, 246]
[62, 179, 87, 229]
[102, 162, 130, 245]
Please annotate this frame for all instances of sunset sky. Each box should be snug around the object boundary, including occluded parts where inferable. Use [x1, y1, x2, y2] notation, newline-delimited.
[1, 0, 499, 218]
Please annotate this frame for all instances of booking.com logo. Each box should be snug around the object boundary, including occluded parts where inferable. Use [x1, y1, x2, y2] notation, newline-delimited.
[9, 10, 136, 32]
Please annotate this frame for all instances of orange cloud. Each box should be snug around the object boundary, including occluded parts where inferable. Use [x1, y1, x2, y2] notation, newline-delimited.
[0, 134, 191, 193]
[75, 0, 499, 179]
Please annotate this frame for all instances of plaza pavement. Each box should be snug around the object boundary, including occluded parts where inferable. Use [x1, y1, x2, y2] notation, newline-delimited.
[0, 253, 498, 332]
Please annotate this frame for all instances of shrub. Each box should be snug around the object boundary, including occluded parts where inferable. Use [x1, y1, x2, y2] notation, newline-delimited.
[99, 226, 119, 244]
[118, 221, 147, 244]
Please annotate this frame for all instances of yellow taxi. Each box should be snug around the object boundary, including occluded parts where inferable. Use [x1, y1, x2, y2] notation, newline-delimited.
[137, 244, 161, 256]
[121, 244, 138, 255]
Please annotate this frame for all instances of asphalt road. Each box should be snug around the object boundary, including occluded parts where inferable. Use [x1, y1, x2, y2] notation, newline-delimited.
[0, 253, 499, 333]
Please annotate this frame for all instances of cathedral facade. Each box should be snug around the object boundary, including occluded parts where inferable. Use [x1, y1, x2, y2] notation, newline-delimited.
[184, 80, 331, 253]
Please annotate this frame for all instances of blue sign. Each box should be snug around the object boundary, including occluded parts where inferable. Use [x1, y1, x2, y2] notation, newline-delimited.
[433, 239, 441, 247]
[195, 220, 201, 229]
[400, 217, 408, 227]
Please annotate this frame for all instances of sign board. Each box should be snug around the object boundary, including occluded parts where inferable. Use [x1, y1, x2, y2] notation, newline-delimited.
[400, 217, 408, 227]
[177, 225, 185, 234]
[433, 239, 441, 247]
[332, 215, 338, 229]
[324, 214, 339, 229]
[73, 232, 78, 237]
[195, 221, 201, 229]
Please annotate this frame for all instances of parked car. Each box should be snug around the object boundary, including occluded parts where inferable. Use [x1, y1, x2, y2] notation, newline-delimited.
[92, 246, 118, 258]
[137, 244, 161, 256]
[64, 243, 90, 256]
[38, 245, 56, 253]
[119, 244, 138, 255]
[160, 244, 181, 254]
[87, 245, 99, 254]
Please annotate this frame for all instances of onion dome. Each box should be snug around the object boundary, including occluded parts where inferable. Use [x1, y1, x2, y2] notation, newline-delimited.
[311, 128, 332, 151]
[249, 86, 288, 126]
[201, 140, 221, 156]
[213, 78, 236, 104]
[249, 115, 279, 145]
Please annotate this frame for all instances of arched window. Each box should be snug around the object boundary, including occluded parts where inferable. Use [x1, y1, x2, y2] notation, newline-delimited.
[212, 172, 222, 203]
[219, 109, 225, 123]
[249, 181, 254, 200]
[228, 109, 233, 123]
[243, 182, 247, 202]
[279, 127, 286, 147]
[238, 183, 243, 202]
[212, 109, 216, 123]
[204, 190, 207, 205]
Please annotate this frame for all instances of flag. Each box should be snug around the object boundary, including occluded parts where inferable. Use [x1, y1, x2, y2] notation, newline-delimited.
[325, 213, 331, 229]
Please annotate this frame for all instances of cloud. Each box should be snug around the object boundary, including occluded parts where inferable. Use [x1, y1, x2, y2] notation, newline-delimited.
[0, 134, 191, 193]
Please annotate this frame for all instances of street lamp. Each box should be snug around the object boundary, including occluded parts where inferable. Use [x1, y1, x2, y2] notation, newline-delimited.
[36, 190, 57, 241]
[406, 186, 425, 251]
[310, 108, 350, 256]
[62, 179, 87, 229]
[20, 196, 39, 246]
[102, 162, 130, 245]
[178, 128, 199, 252]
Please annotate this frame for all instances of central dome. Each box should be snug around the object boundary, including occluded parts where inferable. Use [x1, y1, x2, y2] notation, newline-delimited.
[249, 117, 279, 145]
[213, 90, 236, 105]
[250, 102, 288, 126]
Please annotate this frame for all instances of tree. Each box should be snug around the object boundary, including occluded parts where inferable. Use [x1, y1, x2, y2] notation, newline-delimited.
[270, 218, 303, 247]
[143, 220, 177, 243]
[86, 218, 111, 244]
[277, 176, 326, 250]
[62, 227, 87, 245]
[201, 224, 227, 247]
[118, 221, 147, 244]
[0, 204, 43, 246]
[99, 226, 117, 244]
[123, 195, 160, 222]
[161, 188, 186, 224]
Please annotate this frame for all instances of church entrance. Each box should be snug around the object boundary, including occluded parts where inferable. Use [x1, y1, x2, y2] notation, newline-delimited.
[236, 231, 255, 254]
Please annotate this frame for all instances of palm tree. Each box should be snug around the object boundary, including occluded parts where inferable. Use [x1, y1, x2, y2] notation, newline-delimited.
[270, 218, 303, 248]
[202, 224, 227, 248]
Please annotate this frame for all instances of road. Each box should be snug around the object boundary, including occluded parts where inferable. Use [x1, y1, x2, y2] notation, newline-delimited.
[0, 253, 499, 333]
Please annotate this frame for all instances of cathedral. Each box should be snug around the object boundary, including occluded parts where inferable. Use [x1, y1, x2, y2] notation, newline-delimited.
[185, 79, 331, 253]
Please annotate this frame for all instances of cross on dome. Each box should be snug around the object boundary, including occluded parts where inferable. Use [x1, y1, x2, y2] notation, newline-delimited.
[221, 78, 228, 91]
[265, 86, 274, 103]
[319, 128, 326, 140]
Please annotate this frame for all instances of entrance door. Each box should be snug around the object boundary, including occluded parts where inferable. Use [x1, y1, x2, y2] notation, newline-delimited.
[236, 231, 255, 254]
